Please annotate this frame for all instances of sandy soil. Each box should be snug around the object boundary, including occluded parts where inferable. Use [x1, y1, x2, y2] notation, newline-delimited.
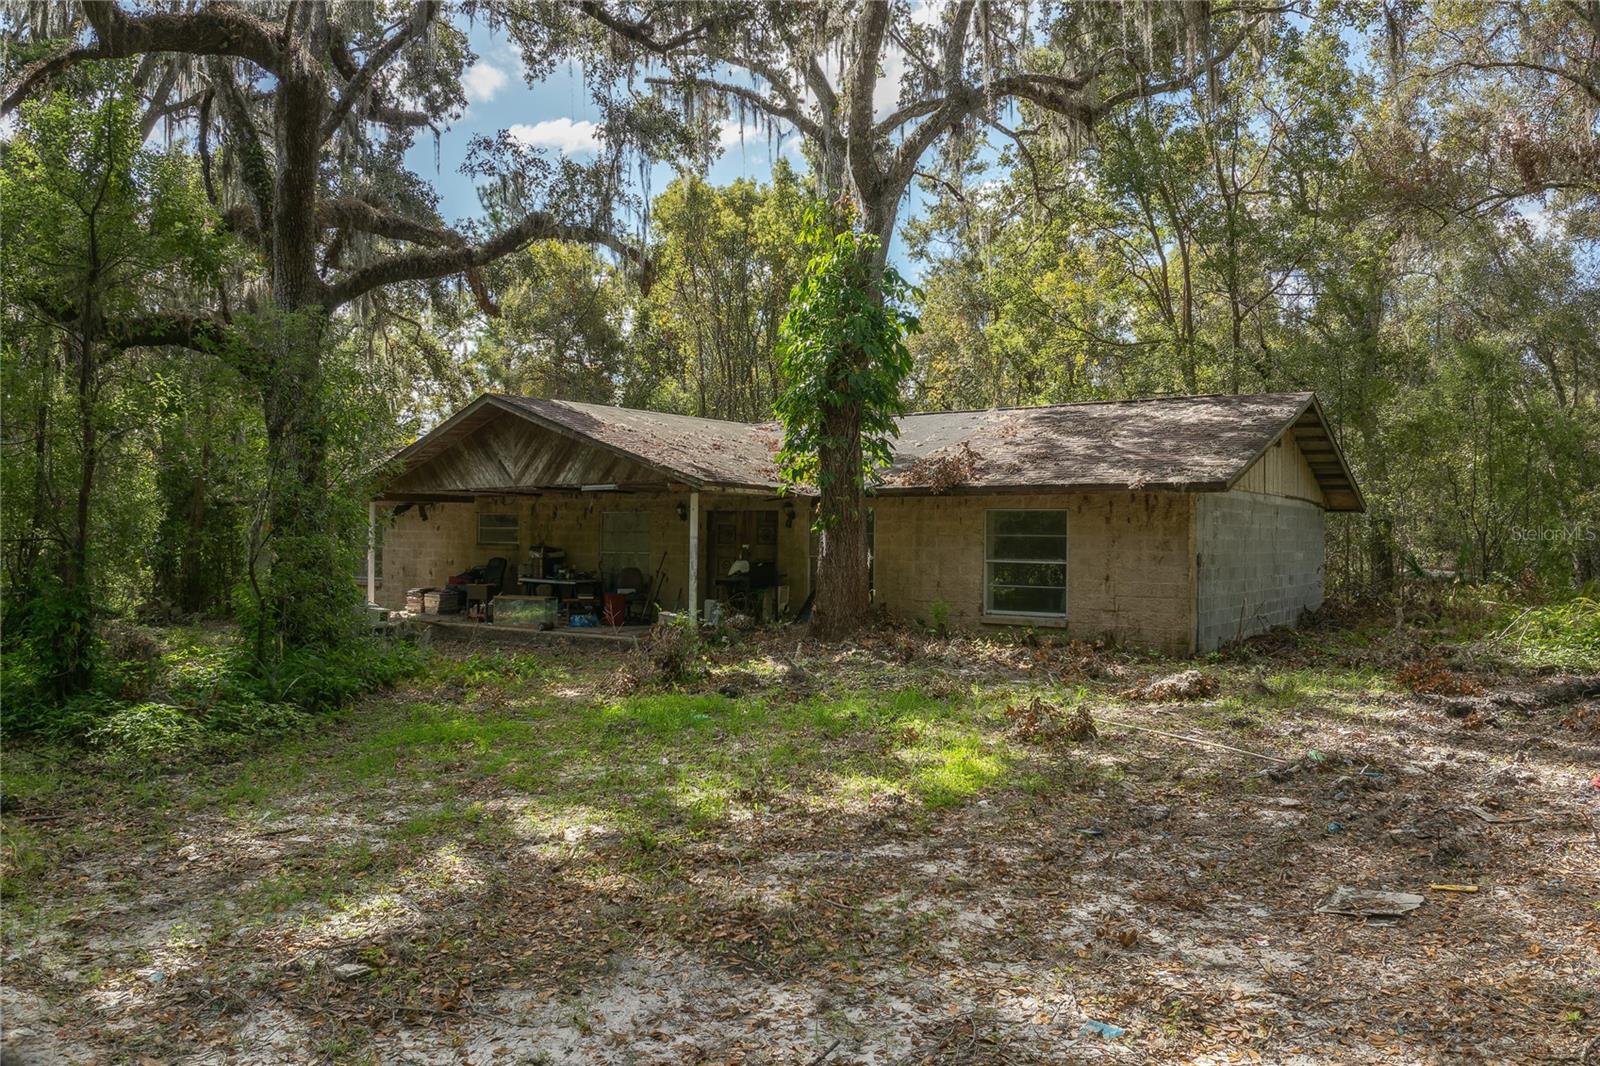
[4, 634, 1598, 1064]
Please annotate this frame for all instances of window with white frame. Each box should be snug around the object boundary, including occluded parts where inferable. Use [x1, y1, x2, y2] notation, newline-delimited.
[477, 512, 519, 547]
[984, 510, 1067, 617]
[600, 510, 651, 586]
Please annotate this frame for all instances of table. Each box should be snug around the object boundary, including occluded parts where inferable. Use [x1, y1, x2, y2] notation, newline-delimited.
[518, 576, 601, 605]
[713, 573, 783, 617]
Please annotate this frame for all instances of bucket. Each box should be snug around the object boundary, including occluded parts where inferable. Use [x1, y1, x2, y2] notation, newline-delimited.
[602, 592, 628, 627]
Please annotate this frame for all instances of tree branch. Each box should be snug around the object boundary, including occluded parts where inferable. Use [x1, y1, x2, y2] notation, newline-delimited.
[645, 75, 822, 142]
[574, 1, 728, 55]
[206, 57, 275, 240]
[846, 0, 893, 196]
[322, 2, 439, 139]
[324, 212, 651, 309]
[3, 1, 285, 113]
[104, 313, 232, 355]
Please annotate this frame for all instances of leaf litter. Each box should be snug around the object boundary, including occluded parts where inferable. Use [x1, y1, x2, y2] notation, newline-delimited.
[3, 624, 1598, 1064]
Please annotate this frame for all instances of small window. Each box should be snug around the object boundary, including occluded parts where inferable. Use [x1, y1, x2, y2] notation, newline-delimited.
[601, 510, 650, 585]
[478, 512, 519, 546]
[985, 510, 1067, 617]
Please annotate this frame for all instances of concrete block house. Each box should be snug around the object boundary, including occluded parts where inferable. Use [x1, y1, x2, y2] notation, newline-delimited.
[367, 392, 1362, 654]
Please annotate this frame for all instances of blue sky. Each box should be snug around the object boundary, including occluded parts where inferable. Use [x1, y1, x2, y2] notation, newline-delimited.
[403, 22, 939, 276]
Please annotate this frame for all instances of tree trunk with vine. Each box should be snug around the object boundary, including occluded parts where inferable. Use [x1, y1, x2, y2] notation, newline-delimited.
[810, 389, 870, 638]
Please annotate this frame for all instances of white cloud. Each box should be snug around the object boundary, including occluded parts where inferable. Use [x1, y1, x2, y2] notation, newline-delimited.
[463, 61, 509, 104]
[910, 0, 948, 27]
[874, 48, 907, 120]
[817, 42, 909, 121]
[507, 117, 601, 155]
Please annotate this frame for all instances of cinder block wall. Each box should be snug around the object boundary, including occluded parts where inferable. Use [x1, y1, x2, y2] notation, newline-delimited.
[373, 502, 477, 609]
[1195, 492, 1325, 652]
[871, 491, 1197, 654]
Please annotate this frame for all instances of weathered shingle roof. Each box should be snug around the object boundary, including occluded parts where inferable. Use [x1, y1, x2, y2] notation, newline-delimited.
[494, 396, 784, 490]
[378, 391, 1363, 511]
[885, 393, 1303, 491]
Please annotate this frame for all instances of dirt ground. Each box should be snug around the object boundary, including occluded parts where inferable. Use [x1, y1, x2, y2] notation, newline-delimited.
[3, 615, 1598, 1064]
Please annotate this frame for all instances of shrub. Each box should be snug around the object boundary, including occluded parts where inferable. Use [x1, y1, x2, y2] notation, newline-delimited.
[620, 614, 706, 690]
[2, 624, 423, 757]
[87, 701, 204, 760]
[1488, 595, 1600, 671]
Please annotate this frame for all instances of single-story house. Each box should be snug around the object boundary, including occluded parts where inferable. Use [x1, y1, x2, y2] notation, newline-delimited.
[367, 391, 1363, 653]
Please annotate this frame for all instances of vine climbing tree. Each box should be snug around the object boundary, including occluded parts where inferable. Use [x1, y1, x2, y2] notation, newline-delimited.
[774, 204, 918, 636]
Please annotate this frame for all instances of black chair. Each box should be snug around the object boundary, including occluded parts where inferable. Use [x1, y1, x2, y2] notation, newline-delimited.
[480, 556, 509, 595]
[617, 566, 651, 623]
[453, 557, 510, 606]
[749, 560, 778, 590]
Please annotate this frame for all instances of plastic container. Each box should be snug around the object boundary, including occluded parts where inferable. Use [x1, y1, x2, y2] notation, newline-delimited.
[602, 592, 628, 627]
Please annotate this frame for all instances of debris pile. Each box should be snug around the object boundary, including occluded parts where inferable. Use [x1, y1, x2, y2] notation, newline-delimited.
[1396, 652, 1484, 696]
[1005, 697, 1097, 743]
[1121, 669, 1219, 702]
[892, 441, 981, 493]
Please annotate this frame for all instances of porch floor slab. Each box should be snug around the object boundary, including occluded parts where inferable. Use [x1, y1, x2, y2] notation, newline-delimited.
[412, 615, 647, 648]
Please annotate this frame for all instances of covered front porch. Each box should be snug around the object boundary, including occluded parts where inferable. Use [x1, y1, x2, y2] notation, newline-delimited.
[365, 395, 814, 628]
[368, 486, 813, 625]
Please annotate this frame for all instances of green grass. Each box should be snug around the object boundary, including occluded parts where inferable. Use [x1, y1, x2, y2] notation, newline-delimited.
[1487, 596, 1600, 670]
[0, 639, 1426, 932]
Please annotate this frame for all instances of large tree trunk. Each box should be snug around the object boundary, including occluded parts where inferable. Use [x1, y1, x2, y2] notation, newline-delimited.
[810, 396, 870, 638]
[806, 200, 896, 639]
[256, 61, 347, 656]
[256, 307, 344, 654]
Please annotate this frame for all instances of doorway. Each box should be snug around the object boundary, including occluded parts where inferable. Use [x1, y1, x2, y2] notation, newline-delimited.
[705, 509, 779, 610]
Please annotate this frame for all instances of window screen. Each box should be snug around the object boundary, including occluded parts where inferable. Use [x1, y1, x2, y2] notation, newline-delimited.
[984, 510, 1067, 617]
[477, 512, 519, 546]
[601, 511, 651, 586]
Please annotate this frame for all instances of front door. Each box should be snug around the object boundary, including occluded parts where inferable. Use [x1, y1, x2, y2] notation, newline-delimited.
[705, 509, 778, 601]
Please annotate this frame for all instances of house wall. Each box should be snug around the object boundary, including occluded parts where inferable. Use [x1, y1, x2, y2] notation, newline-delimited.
[1192, 430, 1328, 651]
[1194, 492, 1325, 652]
[871, 491, 1197, 654]
[373, 490, 814, 615]
[373, 500, 478, 609]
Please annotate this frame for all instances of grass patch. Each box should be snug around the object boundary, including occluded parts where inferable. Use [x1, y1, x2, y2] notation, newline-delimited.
[909, 735, 1007, 808]
[1487, 596, 1600, 670]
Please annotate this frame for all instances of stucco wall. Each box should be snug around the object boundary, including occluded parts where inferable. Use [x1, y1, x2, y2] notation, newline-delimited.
[373, 491, 813, 614]
[871, 492, 1197, 654]
[1195, 491, 1325, 652]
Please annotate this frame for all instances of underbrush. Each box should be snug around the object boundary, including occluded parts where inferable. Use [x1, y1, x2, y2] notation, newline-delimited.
[1483, 594, 1600, 670]
[0, 623, 423, 761]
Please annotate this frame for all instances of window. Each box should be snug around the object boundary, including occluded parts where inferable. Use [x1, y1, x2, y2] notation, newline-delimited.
[478, 512, 519, 546]
[601, 510, 650, 585]
[985, 510, 1067, 617]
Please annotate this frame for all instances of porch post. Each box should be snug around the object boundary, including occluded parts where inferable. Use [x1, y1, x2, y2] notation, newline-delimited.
[366, 502, 377, 603]
[687, 490, 700, 622]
